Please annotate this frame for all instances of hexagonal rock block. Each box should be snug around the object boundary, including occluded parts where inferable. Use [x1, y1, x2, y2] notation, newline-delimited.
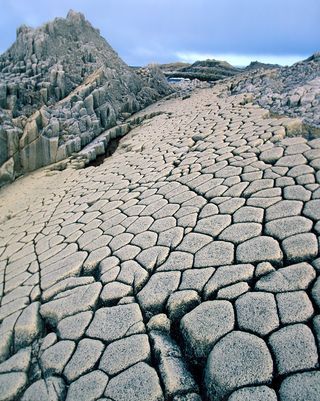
[0, 372, 27, 401]
[265, 200, 303, 221]
[255, 262, 315, 292]
[40, 340, 75, 376]
[157, 251, 194, 271]
[137, 271, 180, 314]
[235, 292, 279, 336]
[260, 147, 284, 164]
[204, 331, 273, 401]
[268, 324, 318, 376]
[236, 236, 282, 265]
[20, 377, 65, 401]
[65, 370, 109, 401]
[63, 338, 105, 382]
[312, 277, 320, 308]
[303, 199, 320, 220]
[194, 241, 234, 268]
[279, 371, 320, 401]
[180, 301, 234, 361]
[40, 282, 102, 326]
[99, 334, 150, 376]
[104, 362, 164, 401]
[282, 233, 318, 262]
[276, 291, 314, 324]
[57, 311, 93, 340]
[166, 290, 200, 321]
[100, 282, 132, 305]
[228, 385, 277, 401]
[203, 264, 254, 299]
[264, 216, 313, 240]
[86, 303, 145, 343]
[14, 301, 42, 350]
[218, 222, 262, 244]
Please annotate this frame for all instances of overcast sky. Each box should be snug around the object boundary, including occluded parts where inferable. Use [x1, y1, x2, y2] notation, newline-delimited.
[0, 0, 319, 66]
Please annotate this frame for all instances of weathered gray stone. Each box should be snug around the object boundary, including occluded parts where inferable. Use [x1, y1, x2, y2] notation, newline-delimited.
[14, 302, 42, 350]
[312, 277, 320, 308]
[255, 262, 316, 292]
[57, 311, 93, 340]
[86, 303, 144, 342]
[0, 347, 31, 373]
[40, 340, 75, 376]
[276, 291, 314, 324]
[216, 282, 250, 300]
[137, 271, 180, 314]
[180, 301, 234, 361]
[228, 386, 277, 401]
[64, 338, 105, 382]
[235, 292, 279, 336]
[236, 236, 283, 265]
[194, 241, 234, 267]
[179, 268, 215, 292]
[21, 377, 65, 401]
[195, 215, 231, 237]
[204, 264, 254, 299]
[147, 314, 171, 332]
[264, 216, 312, 240]
[40, 282, 101, 326]
[219, 222, 262, 244]
[104, 362, 164, 401]
[279, 371, 320, 401]
[99, 334, 150, 375]
[100, 282, 132, 305]
[282, 233, 318, 262]
[66, 370, 109, 401]
[268, 324, 318, 375]
[166, 290, 201, 321]
[0, 372, 27, 401]
[205, 331, 273, 401]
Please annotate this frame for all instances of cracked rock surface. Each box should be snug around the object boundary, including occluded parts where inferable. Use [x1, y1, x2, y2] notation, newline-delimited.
[0, 80, 320, 401]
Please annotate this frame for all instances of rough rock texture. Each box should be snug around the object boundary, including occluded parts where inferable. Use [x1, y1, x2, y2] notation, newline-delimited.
[0, 10, 172, 186]
[229, 52, 320, 129]
[0, 29, 319, 401]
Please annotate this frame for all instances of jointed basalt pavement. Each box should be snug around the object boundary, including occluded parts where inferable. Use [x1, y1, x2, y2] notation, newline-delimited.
[0, 85, 320, 401]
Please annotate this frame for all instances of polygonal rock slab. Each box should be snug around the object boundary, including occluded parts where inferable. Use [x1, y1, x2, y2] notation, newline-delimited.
[282, 233, 318, 262]
[40, 340, 75, 376]
[86, 303, 144, 342]
[194, 241, 234, 267]
[279, 371, 320, 401]
[205, 331, 273, 401]
[65, 370, 109, 401]
[276, 291, 314, 324]
[268, 324, 318, 376]
[0, 372, 27, 401]
[236, 236, 282, 265]
[63, 338, 105, 382]
[99, 334, 150, 376]
[104, 362, 164, 401]
[228, 385, 277, 401]
[180, 300, 234, 361]
[235, 292, 279, 336]
[137, 271, 180, 314]
[203, 264, 254, 299]
[255, 262, 316, 292]
[40, 282, 101, 326]
[21, 377, 65, 401]
[14, 302, 42, 350]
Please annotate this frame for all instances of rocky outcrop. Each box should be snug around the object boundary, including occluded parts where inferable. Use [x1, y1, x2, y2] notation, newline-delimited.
[163, 59, 241, 82]
[228, 53, 320, 130]
[0, 10, 172, 186]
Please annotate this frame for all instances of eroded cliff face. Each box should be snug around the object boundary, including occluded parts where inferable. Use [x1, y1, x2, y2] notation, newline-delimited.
[0, 10, 172, 186]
